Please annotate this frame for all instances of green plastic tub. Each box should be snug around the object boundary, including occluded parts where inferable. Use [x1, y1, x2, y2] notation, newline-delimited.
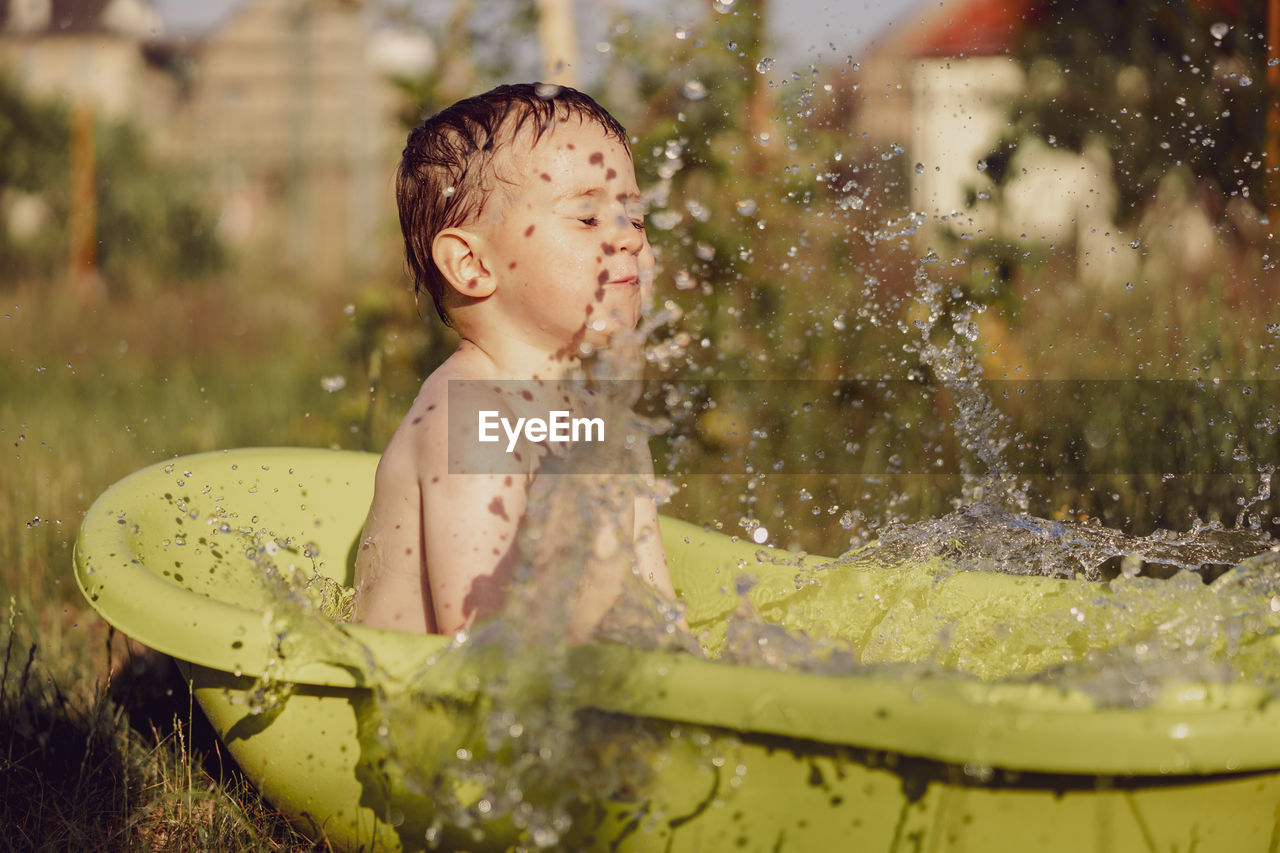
[74, 448, 1280, 851]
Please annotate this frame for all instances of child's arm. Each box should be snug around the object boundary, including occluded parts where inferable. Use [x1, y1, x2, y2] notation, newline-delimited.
[632, 445, 682, 628]
[421, 470, 528, 636]
[634, 478, 676, 601]
[418, 399, 532, 636]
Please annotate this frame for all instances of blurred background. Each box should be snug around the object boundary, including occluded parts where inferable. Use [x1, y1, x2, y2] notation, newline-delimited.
[1, 0, 1278, 842]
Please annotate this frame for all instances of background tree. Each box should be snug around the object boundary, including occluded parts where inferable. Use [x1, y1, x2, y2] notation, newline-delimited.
[968, 0, 1280, 538]
[0, 74, 225, 292]
[990, 0, 1275, 233]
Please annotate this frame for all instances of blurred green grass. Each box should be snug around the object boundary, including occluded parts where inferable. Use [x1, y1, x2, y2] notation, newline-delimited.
[0, 275, 395, 851]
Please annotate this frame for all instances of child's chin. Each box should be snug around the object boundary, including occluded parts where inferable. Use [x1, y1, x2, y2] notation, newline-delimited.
[581, 321, 639, 354]
[584, 307, 639, 344]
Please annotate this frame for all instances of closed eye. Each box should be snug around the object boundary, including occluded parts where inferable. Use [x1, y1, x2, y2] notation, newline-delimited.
[578, 216, 599, 227]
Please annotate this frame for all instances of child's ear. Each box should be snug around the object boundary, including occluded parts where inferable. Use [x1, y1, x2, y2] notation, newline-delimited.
[433, 228, 496, 299]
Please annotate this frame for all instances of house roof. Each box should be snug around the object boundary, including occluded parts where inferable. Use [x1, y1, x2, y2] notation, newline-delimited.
[904, 0, 1039, 58]
[50, 0, 113, 31]
[0, 0, 110, 33]
[1, 0, 161, 37]
[896, 0, 1248, 59]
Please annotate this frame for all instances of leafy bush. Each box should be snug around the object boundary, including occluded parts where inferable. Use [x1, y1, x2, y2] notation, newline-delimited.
[0, 73, 225, 292]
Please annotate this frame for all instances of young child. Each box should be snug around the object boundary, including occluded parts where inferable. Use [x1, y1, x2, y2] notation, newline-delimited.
[351, 83, 677, 638]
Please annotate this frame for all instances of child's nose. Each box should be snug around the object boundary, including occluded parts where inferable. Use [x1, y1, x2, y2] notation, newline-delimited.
[609, 212, 645, 255]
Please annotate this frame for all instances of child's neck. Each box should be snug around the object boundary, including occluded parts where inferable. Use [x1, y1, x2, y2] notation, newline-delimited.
[457, 336, 583, 381]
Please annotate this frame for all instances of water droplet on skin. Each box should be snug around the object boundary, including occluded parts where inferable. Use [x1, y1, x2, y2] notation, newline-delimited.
[914, 162, 924, 174]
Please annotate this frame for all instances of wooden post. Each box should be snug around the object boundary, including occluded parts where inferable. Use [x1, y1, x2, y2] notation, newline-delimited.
[68, 100, 101, 300]
[535, 0, 579, 88]
[744, 0, 774, 175]
[1267, 0, 1279, 225]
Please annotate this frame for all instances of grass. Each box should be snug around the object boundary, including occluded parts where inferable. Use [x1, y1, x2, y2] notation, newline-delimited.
[0, 274, 378, 851]
[0, 624, 327, 851]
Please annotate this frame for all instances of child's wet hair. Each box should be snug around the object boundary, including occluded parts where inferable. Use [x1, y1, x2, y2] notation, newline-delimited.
[397, 83, 631, 326]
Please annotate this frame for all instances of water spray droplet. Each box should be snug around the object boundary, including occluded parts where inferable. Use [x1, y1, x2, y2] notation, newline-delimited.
[682, 79, 708, 100]
[1209, 22, 1230, 40]
[320, 375, 347, 393]
[755, 57, 775, 74]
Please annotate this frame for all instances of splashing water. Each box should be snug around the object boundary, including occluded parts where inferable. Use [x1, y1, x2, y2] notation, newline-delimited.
[905, 261, 1029, 512]
[358, 314, 693, 847]
[711, 512, 1279, 707]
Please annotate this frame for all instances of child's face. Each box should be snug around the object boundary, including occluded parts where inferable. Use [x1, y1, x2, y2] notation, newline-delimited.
[480, 117, 654, 353]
